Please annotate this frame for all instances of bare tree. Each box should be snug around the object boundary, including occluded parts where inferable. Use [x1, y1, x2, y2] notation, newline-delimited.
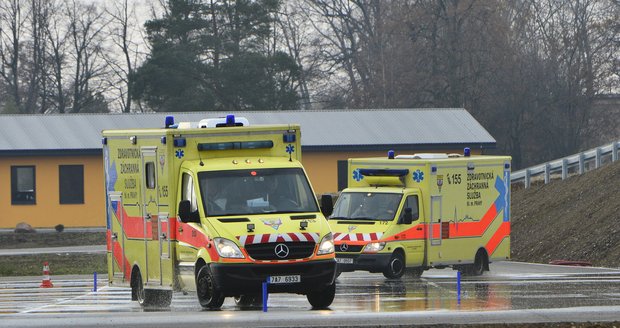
[531, 0, 618, 159]
[275, 3, 323, 109]
[65, 0, 109, 113]
[0, 0, 27, 112]
[44, 0, 69, 113]
[104, 0, 147, 113]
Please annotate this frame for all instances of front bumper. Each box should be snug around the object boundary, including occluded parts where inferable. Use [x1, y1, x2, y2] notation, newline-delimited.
[209, 259, 336, 296]
[336, 253, 391, 273]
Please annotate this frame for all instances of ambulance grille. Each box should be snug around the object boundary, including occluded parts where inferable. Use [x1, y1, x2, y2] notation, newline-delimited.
[245, 242, 315, 260]
[337, 245, 363, 253]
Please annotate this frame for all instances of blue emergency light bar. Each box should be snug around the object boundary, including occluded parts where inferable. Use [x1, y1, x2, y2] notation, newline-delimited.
[165, 115, 175, 128]
[359, 168, 409, 177]
[197, 140, 274, 151]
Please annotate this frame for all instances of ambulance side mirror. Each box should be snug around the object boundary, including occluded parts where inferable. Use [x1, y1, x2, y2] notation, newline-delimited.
[320, 194, 333, 217]
[400, 207, 414, 225]
[178, 200, 200, 223]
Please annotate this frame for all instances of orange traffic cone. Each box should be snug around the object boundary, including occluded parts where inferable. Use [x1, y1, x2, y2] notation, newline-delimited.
[40, 261, 54, 288]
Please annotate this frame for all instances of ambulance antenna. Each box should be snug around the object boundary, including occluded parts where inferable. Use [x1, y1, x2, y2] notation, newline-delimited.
[196, 142, 204, 166]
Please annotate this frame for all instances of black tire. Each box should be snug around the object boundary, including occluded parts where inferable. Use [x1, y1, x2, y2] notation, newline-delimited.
[196, 265, 225, 310]
[462, 251, 486, 276]
[234, 295, 262, 308]
[382, 251, 405, 279]
[132, 268, 173, 308]
[471, 251, 486, 276]
[132, 269, 145, 304]
[306, 282, 336, 309]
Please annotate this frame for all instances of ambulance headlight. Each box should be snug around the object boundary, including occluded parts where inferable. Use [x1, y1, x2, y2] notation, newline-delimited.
[362, 242, 386, 253]
[214, 238, 244, 258]
[317, 233, 335, 255]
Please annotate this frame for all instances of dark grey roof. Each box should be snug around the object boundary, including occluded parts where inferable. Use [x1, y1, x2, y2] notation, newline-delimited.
[0, 109, 495, 154]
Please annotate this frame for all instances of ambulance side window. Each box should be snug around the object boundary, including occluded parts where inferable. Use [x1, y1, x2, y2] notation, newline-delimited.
[181, 173, 198, 212]
[404, 195, 419, 221]
[145, 162, 156, 189]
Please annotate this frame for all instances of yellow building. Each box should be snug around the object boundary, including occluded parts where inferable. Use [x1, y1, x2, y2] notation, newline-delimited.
[0, 109, 494, 228]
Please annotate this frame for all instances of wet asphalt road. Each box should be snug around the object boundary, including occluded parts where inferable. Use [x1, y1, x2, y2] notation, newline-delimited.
[1, 261, 620, 327]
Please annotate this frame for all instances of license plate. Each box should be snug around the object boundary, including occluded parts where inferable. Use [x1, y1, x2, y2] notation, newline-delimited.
[336, 257, 354, 264]
[268, 275, 300, 284]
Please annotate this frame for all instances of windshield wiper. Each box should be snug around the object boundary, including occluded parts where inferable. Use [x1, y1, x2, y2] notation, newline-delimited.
[351, 217, 376, 220]
[329, 216, 351, 220]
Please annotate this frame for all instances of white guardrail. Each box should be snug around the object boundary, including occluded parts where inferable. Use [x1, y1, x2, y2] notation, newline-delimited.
[511, 140, 620, 188]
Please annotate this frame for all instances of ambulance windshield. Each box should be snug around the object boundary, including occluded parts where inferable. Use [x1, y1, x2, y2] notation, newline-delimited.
[198, 168, 319, 216]
[330, 192, 402, 221]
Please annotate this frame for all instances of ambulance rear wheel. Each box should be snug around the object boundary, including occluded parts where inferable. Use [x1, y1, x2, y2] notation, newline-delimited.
[196, 266, 225, 310]
[383, 251, 405, 279]
[132, 269, 172, 308]
[306, 282, 336, 309]
[132, 270, 146, 305]
[462, 251, 486, 276]
[471, 251, 486, 276]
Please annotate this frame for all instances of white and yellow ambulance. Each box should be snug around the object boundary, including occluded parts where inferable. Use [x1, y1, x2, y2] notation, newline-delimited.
[328, 150, 510, 278]
[104, 115, 336, 309]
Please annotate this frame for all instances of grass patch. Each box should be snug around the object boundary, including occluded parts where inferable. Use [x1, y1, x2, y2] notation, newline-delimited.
[0, 232, 105, 249]
[0, 253, 107, 277]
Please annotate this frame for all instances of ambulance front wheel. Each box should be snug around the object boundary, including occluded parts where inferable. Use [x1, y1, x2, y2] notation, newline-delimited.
[383, 251, 405, 279]
[306, 282, 336, 309]
[196, 265, 225, 310]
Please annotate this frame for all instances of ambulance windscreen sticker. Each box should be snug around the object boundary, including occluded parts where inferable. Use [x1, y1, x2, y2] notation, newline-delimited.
[413, 169, 424, 183]
[262, 218, 283, 231]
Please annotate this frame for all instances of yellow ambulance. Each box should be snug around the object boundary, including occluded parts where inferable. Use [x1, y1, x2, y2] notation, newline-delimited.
[328, 150, 510, 278]
[103, 115, 336, 309]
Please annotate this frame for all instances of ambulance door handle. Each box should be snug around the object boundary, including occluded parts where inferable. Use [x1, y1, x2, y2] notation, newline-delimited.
[178, 227, 183, 233]
[111, 232, 118, 241]
[160, 233, 167, 240]
[416, 226, 423, 231]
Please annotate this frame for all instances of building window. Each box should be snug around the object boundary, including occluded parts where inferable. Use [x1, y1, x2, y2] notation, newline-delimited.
[337, 160, 348, 191]
[11, 166, 36, 205]
[59, 165, 84, 204]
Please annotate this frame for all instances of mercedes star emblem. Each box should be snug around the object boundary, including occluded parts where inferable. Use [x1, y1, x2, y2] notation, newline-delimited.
[340, 243, 349, 252]
[274, 243, 290, 258]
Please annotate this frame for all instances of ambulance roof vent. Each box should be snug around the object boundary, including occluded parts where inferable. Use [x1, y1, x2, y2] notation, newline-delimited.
[395, 153, 449, 159]
[199, 115, 250, 128]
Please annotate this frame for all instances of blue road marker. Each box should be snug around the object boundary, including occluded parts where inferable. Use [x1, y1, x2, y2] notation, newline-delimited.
[262, 277, 269, 312]
[457, 271, 461, 304]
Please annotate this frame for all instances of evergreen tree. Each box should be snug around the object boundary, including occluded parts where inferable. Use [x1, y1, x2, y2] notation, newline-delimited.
[131, 0, 301, 111]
